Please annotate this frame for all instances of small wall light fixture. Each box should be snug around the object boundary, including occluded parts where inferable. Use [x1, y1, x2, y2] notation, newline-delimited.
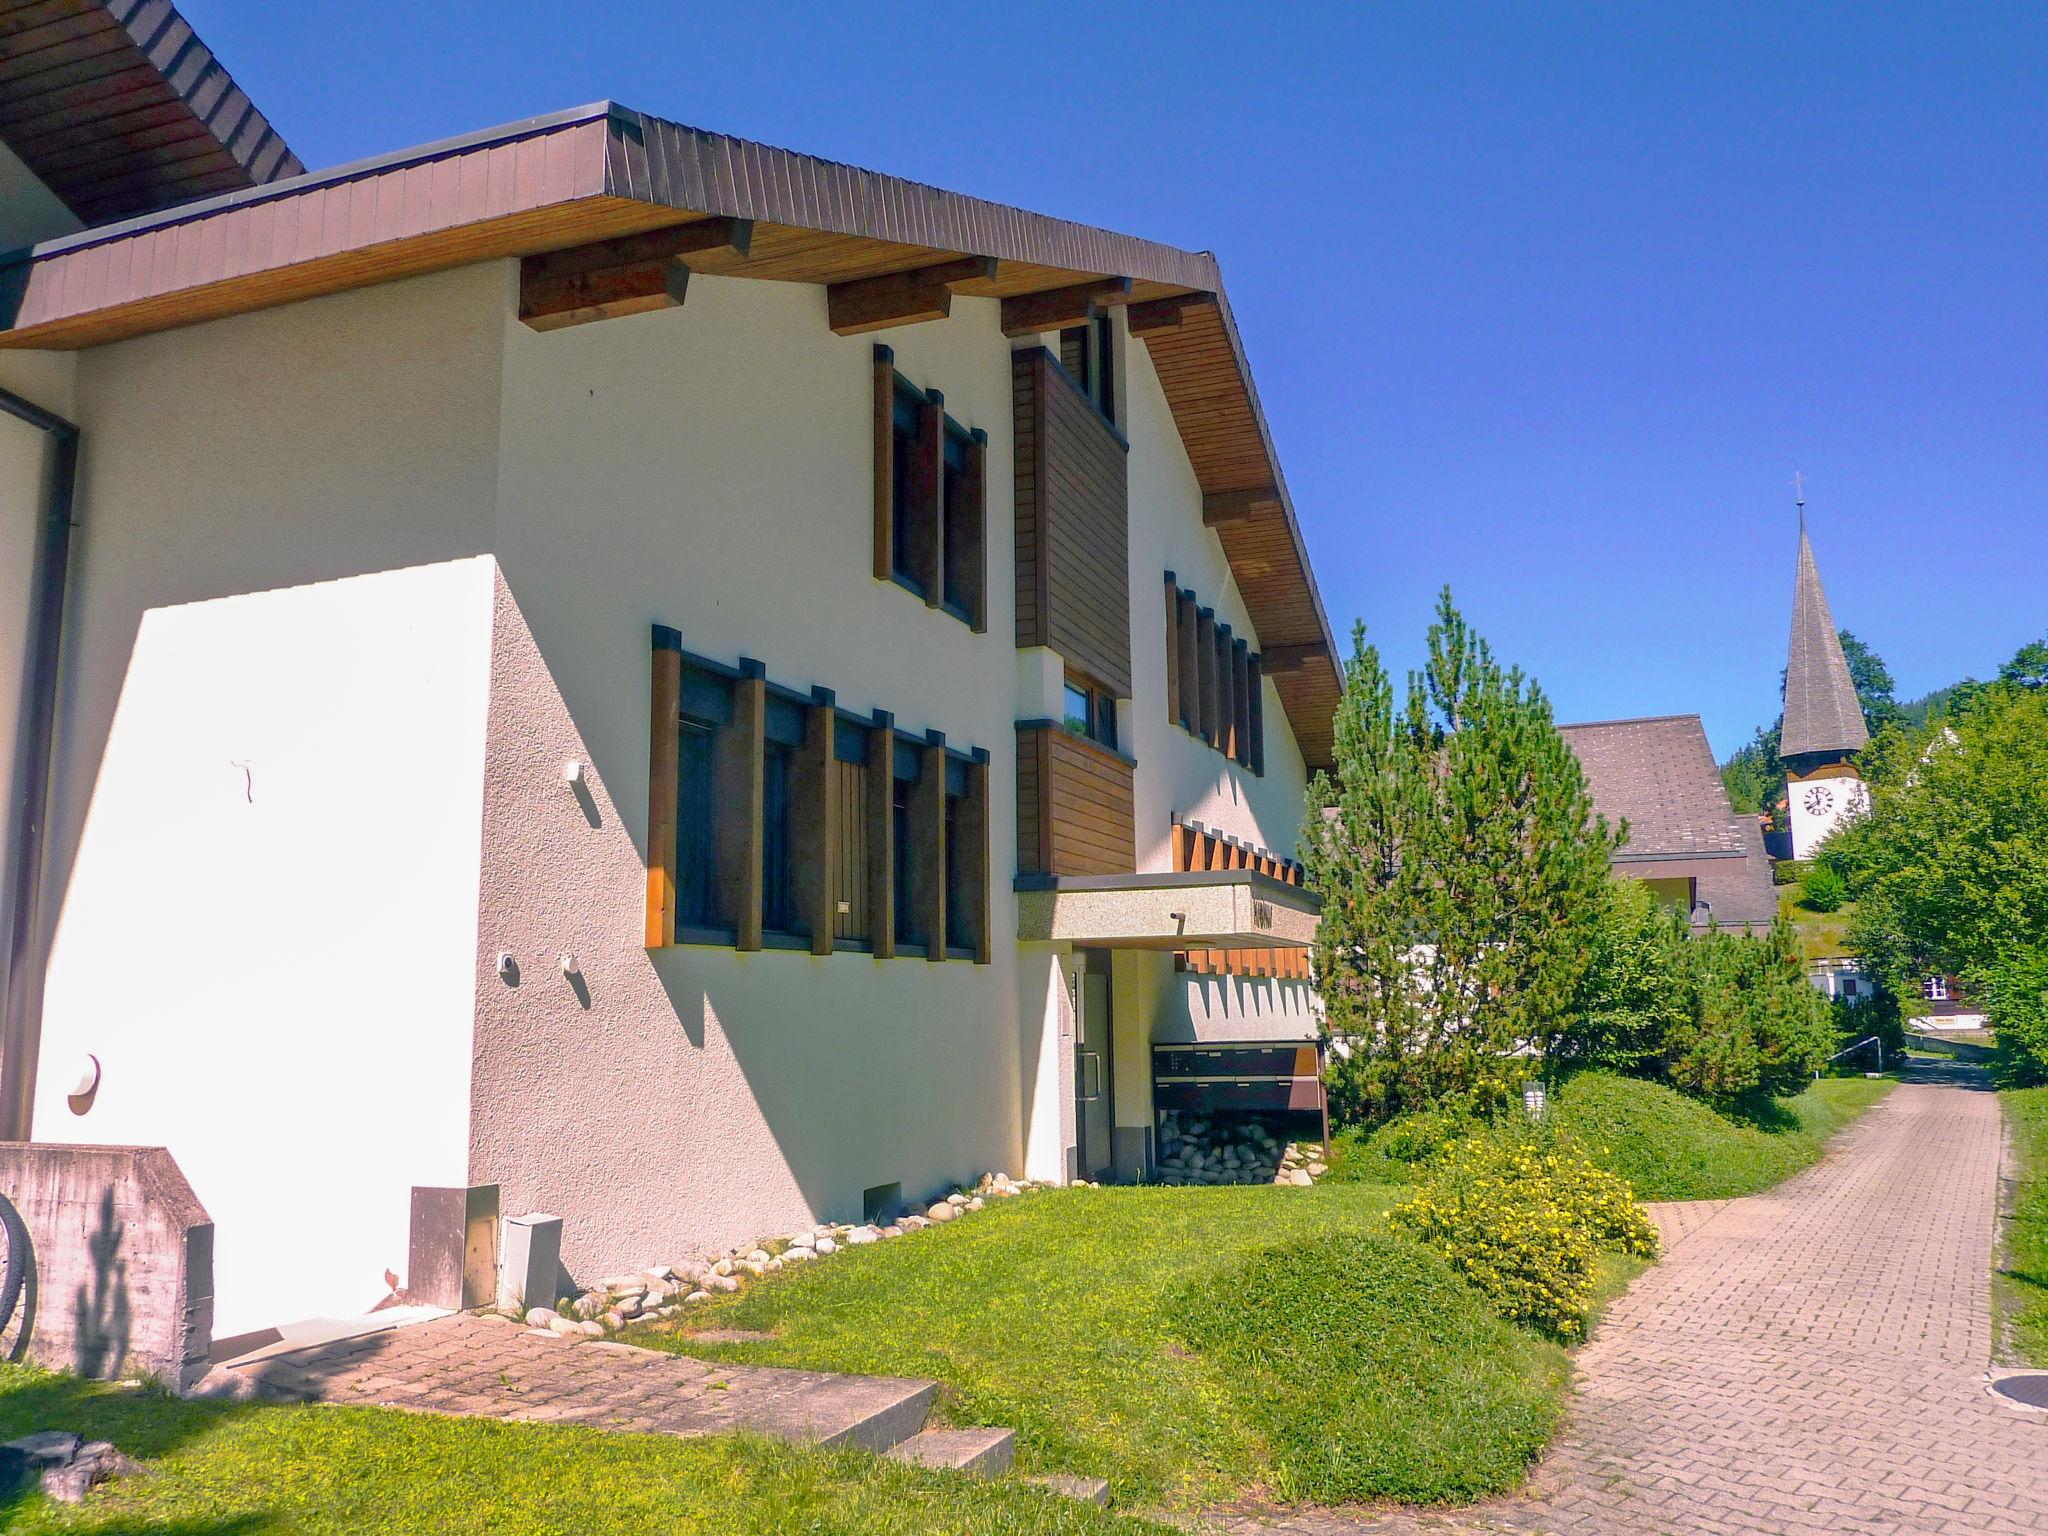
[559, 952, 580, 975]
[562, 761, 586, 788]
[496, 951, 517, 979]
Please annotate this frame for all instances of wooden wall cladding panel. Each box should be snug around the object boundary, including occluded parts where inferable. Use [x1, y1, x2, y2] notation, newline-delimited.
[832, 758, 870, 942]
[1171, 822, 1307, 979]
[1016, 723, 1134, 877]
[1010, 348, 1131, 696]
[645, 633, 682, 948]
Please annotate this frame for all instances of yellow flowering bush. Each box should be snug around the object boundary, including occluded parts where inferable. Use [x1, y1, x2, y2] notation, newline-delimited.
[1388, 1129, 1657, 1340]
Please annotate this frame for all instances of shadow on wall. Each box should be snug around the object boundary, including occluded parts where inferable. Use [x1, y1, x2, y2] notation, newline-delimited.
[71, 1188, 133, 1378]
[466, 572, 1034, 1272]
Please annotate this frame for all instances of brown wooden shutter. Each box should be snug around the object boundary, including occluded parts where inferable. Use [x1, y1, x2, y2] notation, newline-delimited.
[1196, 608, 1217, 744]
[1247, 654, 1265, 776]
[1163, 571, 1181, 726]
[1231, 638, 1252, 767]
[645, 626, 682, 948]
[719, 662, 767, 952]
[1216, 623, 1237, 760]
[967, 750, 992, 964]
[797, 688, 838, 956]
[1176, 590, 1199, 731]
[872, 345, 895, 582]
[916, 388, 945, 604]
[965, 427, 989, 633]
[867, 712, 896, 958]
[914, 733, 947, 960]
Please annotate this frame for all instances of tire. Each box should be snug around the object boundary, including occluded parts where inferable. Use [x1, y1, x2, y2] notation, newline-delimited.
[0, 1191, 26, 1338]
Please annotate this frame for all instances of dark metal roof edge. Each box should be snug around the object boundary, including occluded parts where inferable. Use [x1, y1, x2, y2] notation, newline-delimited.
[2, 101, 623, 268]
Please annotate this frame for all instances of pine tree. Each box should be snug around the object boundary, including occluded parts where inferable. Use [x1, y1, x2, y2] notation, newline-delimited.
[1303, 589, 1622, 1121]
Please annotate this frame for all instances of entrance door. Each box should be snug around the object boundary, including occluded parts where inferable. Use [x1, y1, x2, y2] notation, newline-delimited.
[1074, 950, 1114, 1180]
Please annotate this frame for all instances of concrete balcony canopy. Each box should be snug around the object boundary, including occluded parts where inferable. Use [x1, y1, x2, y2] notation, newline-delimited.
[1014, 869, 1320, 950]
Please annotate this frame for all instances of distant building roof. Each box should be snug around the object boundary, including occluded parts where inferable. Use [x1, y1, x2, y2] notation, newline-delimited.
[1559, 713, 1778, 934]
[1780, 526, 1869, 760]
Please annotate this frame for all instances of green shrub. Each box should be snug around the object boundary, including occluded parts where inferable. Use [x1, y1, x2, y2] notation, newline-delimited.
[1550, 878, 1695, 1075]
[1173, 1232, 1568, 1504]
[1774, 858, 1812, 886]
[1664, 920, 1835, 1100]
[1978, 947, 2048, 1087]
[1388, 1131, 1656, 1340]
[1800, 864, 1848, 912]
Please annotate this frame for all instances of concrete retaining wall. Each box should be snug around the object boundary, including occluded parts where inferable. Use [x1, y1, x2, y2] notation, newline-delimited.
[0, 1143, 212, 1389]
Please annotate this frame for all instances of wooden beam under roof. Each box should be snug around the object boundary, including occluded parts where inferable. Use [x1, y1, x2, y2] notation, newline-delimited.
[1202, 486, 1280, 526]
[1127, 291, 1217, 336]
[518, 217, 754, 331]
[827, 256, 999, 336]
[1257, 642, 1329, 676]
[522, 216, 754, 283]
[1000, 277, 1132, 337]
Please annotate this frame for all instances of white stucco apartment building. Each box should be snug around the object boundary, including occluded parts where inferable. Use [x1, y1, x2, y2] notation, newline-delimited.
[0, 3, 1340, 1340]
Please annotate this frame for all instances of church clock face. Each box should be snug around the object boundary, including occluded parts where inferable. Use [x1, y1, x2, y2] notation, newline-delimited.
[1803, 784, 1836, 817]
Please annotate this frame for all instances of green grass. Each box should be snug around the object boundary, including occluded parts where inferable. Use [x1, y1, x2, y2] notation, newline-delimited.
[1327, 1071, 1894, 1204]
[1998, 1086, 2048, 1366]
[626, 1184, 1629, 1511]
[1547, 1071, 1893, 1201]
[1778, 888, 1857, 962]
[0, 1367, 1167, 1534]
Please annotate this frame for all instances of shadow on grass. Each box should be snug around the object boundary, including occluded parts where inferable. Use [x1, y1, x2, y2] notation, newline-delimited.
[0, 1370, 262, 1526]
[1718, 1093, 1801, 1134]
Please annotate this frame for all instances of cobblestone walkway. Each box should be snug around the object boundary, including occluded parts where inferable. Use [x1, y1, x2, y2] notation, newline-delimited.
[1214, 1066, 2047, 1535]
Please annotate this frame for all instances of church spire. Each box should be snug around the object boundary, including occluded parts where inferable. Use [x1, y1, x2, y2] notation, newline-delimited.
[1780, 511, 1868, 761]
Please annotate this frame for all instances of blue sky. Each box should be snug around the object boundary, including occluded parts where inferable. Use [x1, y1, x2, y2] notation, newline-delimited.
[191, 2, 2046, 754]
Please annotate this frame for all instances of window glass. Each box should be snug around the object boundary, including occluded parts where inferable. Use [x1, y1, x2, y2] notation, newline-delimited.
[890, 388, 922, 588]
[762, 740, 799, 935]
[1063, 682, 1093, 737]
[941, 427, 976, 618]
[892, 774, 921, 948]
[945, 790, 976, 954]
[675, 720, 718, 929]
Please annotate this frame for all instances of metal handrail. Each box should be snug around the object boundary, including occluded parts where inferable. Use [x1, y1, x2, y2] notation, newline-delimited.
[1821, 1035, 1884, 1077]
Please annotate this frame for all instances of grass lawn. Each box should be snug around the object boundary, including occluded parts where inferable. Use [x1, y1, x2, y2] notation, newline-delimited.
[625, 1184, 1640, 1512]
[1997, 1086, 2048, 1367]
[0, 1366, 1168, 1534]
[1328, 1071, 1894, 1203]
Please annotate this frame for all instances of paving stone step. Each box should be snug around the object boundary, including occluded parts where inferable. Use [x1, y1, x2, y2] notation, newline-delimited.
[883, 1425, 1016, 1477]
[1026, 1472, 1111, 1505]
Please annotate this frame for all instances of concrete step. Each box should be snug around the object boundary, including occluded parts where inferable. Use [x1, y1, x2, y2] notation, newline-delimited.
[1026, 1472, 1111, 1505]
[802, 1375, 939, 1454]
[884, 1425, 1016, 1477]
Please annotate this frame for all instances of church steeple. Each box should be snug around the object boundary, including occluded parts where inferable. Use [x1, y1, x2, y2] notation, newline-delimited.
[1780, 521, 1868, 762]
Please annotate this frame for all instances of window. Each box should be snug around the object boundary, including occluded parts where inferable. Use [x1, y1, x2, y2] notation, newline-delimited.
[890, 380, 928, 592]
[874, 345, 984, 628]
[1162, 574, 1263, 774]
[761, 739, 799, 937]
[1063, 676, 1118, 752]
[674, 720, 718, 929]
[646, 627, 988, 962]
[1923, 976, 1950, 1002]
[1060, 310, 1118, 425]
[941, 421, 986, 627]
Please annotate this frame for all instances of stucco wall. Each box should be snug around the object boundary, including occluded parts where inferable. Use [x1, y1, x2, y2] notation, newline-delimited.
[27, 267, 507, 1336]
[481, 273, 1041, 1277]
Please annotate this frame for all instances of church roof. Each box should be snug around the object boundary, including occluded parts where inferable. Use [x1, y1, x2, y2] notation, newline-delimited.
[1780, 526, 1868, 760]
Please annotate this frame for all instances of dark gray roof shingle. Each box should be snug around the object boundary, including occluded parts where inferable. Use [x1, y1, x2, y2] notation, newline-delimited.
[1780, 528, 1869, 760]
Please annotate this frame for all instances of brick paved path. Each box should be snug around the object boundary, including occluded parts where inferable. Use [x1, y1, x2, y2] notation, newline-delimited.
[1216, 1067, 2047, 1535]
[204, 1312, 936, 1451]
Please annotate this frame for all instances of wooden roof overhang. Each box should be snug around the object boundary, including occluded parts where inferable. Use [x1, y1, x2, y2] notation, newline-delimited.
[0, 0, 301, 224]
[0, 101, 1340, 767]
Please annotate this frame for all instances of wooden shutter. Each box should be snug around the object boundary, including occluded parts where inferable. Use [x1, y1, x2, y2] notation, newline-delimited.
[1247, 653, 1265, 776]
[872, 345, 895, 582]
[797, 689, 837, 956]
[1232, 638, 1252, 767]
[646, 626, 683, 948]
[867, 711, 896, 958]
[719, 663, 767, 951]
[1163, 572, 1182, 725]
